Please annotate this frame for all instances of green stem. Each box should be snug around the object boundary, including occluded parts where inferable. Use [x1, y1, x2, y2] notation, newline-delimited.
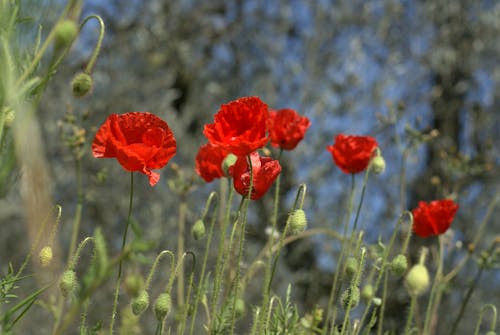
[229, 155, 253, 335]
[177, 200, 188, 306]
[259, 150, 283, 331]
[473, 304, 497, 335]
[404, 294, 418, 335]
[79, 15, 105, 74]
[324, 173, 356, 335]
[423, 236, 444, 335]
[68, 157, 83, 263]
[357, 211, 411, 333]
[109, 172, 134, 334]
[211, 179, 234, 315]
[376, 270, 389, 335]
[189, 192, 219, 335]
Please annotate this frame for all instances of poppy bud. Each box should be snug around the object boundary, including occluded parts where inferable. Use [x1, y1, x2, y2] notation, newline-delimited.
[361, 284, 374, 302]
[372, 297, 382, 306]
[59, 270, 77, 297]
[154, 293, 171, 321]
[287, 209, 307, 235]
[345, 257, 358, 279]
[222, 153, 237, 176]
[391, 254, 408, 276]
[341, 287, 360, 310]
[405, 264, 430, 296]
[71, 72, 93, 98]
[39, 246, 53, 267]
[234, 298, 246, 318]
[370, 155, 386, 174]
[54, 19, 78, 48]
[191, 219, 206, 240]
[131, 290, 149, 315]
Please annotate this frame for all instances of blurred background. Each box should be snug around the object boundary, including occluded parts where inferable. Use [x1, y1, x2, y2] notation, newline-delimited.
[1, 0, 499, 333]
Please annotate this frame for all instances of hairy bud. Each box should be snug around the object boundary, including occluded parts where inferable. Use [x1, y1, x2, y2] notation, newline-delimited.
[287, 209, 307, 235]
[59, 270, 77, 297]
[154, 293, 172, 321]
[39, 246, 53, 267]
[191, 219, 206, 240]
[131, 290, 149, 316]
[71, 72, 93, 98]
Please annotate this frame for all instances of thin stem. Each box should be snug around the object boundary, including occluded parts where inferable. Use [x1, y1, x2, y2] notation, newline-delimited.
[351, 167, 370, 233]
[340, 247, 366, 335]
[423, 236, 444, 335]
[211, 179, 234, 315]
[145, 250, 176, 289]
[79, 15, 105, 73]
[473, 304, 497, 335]
[177, 200, 188, 306]
[260, 153, 286, 327]
[324, 174, 356, 335]
[376, 270, 389, 335]
[68, 157, 83, 263]
[229, 155, 253, 335]
[357, 211, 411, 332]
[189, 192, 219, 335]
[109, 172, 134, 334]
[404, 294, 418, 335]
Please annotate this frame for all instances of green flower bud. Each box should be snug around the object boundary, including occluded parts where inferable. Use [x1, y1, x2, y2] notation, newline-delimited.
[154, 293, 172, 321]
[341, 287, 360, 310]
[370, 155, 386, 174]
[39, 246, 53, 267]
[287, 209, 307, 235]
[54, 19, 78, 48]
[391, 254, 408, 276]
[71, 72, 93, 98]
[345, 257, 358, 279]
[405, 264, 430, 296]
[59, 270, 77, 297]
[131, 290, 149, 315]
[234, 298, 245, 318]
[361, 284, 374, 302]
[222, 153, 237, 176]
[191, 219, 206, 240]
[372, 297, 382, 306]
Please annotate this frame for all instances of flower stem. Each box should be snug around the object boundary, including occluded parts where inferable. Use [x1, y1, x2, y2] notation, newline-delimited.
[109, 172, 134, 334]
[177, 200, 188, 307]
[211, 179, 234, 316]
[324, 173, 356, 334]
[404, 294, 418, 335]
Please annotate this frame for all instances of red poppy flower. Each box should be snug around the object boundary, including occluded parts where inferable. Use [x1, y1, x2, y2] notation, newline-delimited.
[203, 96, 269, 156]
[92, 112, 176, 186]
[267, 108, 311, 150]
[195, 143, 229, 183]
[229, 152, 281, 200]
[412, 200, 459, 238]
[326, 134, 378, 174]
